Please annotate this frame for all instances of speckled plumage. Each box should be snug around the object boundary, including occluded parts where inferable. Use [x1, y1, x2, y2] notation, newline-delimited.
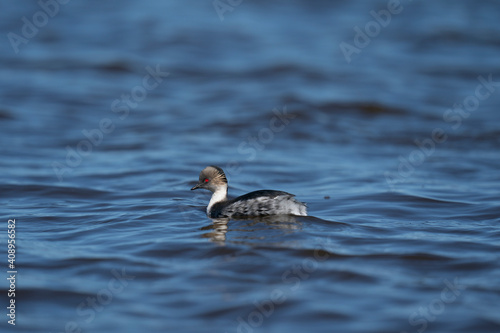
[191, 166, 307, 218]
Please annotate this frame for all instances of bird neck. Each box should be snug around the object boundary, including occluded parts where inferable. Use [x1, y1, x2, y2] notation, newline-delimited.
[207, 185, 228, 214]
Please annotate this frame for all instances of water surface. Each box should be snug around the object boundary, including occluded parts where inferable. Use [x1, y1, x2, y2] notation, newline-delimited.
[1, 1, 499, 332]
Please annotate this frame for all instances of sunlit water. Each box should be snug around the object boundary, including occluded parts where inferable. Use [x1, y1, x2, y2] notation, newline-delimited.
[1, 1, 499, 332]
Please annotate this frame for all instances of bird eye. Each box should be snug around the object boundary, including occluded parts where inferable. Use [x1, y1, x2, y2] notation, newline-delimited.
[204, 178, 209, 183]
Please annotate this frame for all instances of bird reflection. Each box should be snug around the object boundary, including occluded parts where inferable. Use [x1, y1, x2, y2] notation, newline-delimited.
[200, 215, 303, 243]
[200, 218, 230, 243]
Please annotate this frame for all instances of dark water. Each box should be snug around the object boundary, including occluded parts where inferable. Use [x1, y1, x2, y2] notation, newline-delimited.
[1, 1, 500, 332]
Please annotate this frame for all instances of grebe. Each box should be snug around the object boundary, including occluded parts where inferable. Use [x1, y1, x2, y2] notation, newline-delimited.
[191, 166, 307, 218]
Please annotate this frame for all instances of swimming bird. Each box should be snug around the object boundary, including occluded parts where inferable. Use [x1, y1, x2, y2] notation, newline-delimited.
[191, 166, 307, 218]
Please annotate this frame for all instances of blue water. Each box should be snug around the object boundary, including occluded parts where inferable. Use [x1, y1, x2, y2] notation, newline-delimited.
[1, 1, 500, 332]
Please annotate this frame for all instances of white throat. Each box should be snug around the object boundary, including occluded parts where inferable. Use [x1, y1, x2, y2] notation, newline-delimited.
[207, 185, 228, 214]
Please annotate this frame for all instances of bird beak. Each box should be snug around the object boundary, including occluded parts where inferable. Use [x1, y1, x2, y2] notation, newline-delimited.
[191, 183, 202, 190]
